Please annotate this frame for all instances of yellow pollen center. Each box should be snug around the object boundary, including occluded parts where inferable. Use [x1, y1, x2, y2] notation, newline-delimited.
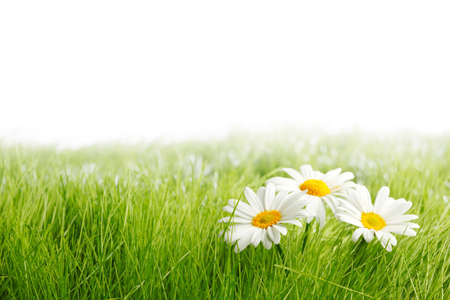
[361, 212, 386, 230]
[252, 210, 282, 229]
[300, 179, 331, 197]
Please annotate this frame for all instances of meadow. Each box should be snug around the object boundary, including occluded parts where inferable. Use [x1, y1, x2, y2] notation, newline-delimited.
[0, 132, 449, 299]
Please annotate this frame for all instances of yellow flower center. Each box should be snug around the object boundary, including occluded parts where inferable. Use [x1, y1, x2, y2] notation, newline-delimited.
[299, 179, 331, 197]
[252, 210, 282, 229]
[361, 212, 386, 230]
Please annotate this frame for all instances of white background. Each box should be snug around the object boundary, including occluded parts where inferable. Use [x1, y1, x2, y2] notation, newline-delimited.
[1, 1, 449, 147]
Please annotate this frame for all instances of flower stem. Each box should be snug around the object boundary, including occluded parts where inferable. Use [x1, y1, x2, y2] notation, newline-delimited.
[343, 239, 367, 279]
[275, 244, 289, 277]
[301, 222, 311, 254]
[352, 239, 368, 265]
[275, 244, 285, 262]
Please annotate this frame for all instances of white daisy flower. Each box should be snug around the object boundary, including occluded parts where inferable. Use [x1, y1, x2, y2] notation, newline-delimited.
[335, 184, 419, 252]
[267, 164, 355, 227]
[220, 184, 308, 253]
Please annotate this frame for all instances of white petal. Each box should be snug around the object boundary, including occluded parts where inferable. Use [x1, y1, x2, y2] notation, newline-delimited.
[335, 205, 361, 220]
[226, 199, 258, 216]
[392, 199, 413, 215]
[282, 168, 303, 181]
[257, 187, 266, 207]
[272, 191, 289, 210]
[262, 232, 273, 249]
[223, 224, 253, 243]
[277, 191, 307, 213]
[251, 228, 264, 247]
[382, 199, 414, 220]
[352, 228, 366, 242]
[326, 174, 354, 192]
[303, 199, 327, 227]
[323, 195, 338, 213]
[223, 203, 256, 219]
[336, 198, 362, 217]
[386, 214, 418, 224]
[385, 233, 397, 246]
[332, 181, 356, 193]
[218, 217, 231, 223]
[244, 187, 264, 211]
[267, 226, 281, 244]
[218, 216, 251, 224]
[322, 168, 342, 183]
[363, 230, 374, 242]
[342, 187, 364, 213]
[234, 205, 256, 218]
[273, 224, 288, 235]
[234, 229, 254, 252]
[223, 205, 252, 219]
[303, 198, 317, 214]
[376, 231, 397, 251]
[264, 183, 276, 210]
[299, 164, 313, 178]
[279, 219, 302, 227]
[373, 186, 390, 213]
[383, 223, 419, 236]
[316, 200, 327, 228]
[297, 210, 310, 219]
[266, 177, 299, 192]
[357, 185, 374, 212]
[405, 222, 420, 229]
[282, 208, 309, 220]
[337, 171, 355, 183]
[336, 214, 363, 227]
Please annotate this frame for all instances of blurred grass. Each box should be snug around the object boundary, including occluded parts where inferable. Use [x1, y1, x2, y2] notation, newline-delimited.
[0, 131, 449, 299]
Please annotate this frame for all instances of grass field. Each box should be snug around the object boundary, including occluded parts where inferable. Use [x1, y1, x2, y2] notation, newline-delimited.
[0, 132, 449, 299]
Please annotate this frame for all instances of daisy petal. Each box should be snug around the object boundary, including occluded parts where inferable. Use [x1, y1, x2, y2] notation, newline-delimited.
[316, 200, 327, 228]
[374, 186, 390, 213]
[244, 187, 264, 211]
[224, 224, 253, 243]
[299, 164, 313, 178]
[273, 224, 288, 235]
[218, 217, 230, 223]
[322, 168, 342, 182]
[363, 230, 374, 243]
[251, 228, 263, 247]
[383, 224, 419, 236]
[382, 199, 413, 220]
[267, 226, 281, 244]
[267, 178, 299, 192]
[376, 231, 397, 252]
[357, 185, 373, 212]
[262, 233, 273, 249]
[336, 214, 363, 227]
[223, 205, 252, 219]
[218, 216, 251, 224]
[226, 199, 258, 216]
[335, 205, 361, 220]
[282, 168, 303, 181]
[323, 195, 338, 213]
[352, 228, 366, 242]
[272, 190, 289, 210]
[235, 229, 254, 252]
[277, 191, 307, 213]
[278, 219, 302, 227]
[386, 214, 418, 224]
[337, 171, 355, 183]
[264, 183, 276, 210]
[257, 187, 266, 208]
[337, 199, 362, 218]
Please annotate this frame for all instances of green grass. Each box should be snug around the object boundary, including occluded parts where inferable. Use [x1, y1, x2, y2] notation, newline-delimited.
[0, 132, 449, 299]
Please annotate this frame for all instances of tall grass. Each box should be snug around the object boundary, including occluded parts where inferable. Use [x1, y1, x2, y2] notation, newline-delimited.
[0, 132, 449, 299]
